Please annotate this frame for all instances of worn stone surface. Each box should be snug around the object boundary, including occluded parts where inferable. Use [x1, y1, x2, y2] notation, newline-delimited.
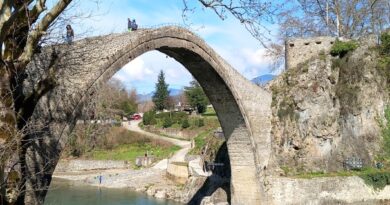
[285, 36, 337, 69]
[24, 27, 389, 204]
[267, 176, 390, 205]
[268, 36, 388, 173]
[55, 160, 130, 172]
[26, 26, 272, 205]
[166, 162, 189, 184]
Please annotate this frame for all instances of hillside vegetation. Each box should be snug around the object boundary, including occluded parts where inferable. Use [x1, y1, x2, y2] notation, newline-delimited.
[63, 124, 179, 167]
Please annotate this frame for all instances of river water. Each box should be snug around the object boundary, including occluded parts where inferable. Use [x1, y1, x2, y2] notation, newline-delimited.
[44, 179, 181, 205]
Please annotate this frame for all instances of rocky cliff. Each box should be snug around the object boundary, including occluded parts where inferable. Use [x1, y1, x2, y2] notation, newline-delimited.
[268, 36, 389, 173]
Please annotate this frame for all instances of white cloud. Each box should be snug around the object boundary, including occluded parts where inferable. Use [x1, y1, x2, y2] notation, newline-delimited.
[242, 48, 271, 66]
[77, 1, 279, 93]
[113, 57, 151, 81]
[112, 51, 193, 93]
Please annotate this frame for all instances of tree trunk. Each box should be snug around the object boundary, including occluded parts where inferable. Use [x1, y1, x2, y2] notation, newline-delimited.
[21, 130, 63, 205]
[0, 64, 18, 204]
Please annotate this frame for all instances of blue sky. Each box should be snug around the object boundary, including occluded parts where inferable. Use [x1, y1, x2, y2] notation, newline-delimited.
[69, 0, 278, 94]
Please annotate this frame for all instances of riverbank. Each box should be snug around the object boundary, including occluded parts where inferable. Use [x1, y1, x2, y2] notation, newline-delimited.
[45, 178, 181, 205]
[54, 137, 208, 203]
[53, 119, 207, 203]
[53, 158, 213, 204]
[53, 165, 185, 200]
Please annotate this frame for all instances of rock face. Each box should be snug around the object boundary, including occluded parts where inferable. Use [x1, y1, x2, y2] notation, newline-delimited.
[269, 36, 389, 173]
[267, 176, 390, 204]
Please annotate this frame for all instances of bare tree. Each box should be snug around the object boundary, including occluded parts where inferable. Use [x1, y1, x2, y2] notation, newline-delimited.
[0, 1, 105, 204]
[277, 0, 390, 38]
[182, 0, 278, 47]
[184, 0, 389, 70]
[83, 78, 138, 121]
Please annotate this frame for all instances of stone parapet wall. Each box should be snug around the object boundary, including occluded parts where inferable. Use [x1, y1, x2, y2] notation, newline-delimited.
[167, 161, 189, 184]
[54, 160, 130, 172]
[285, 36, 337, 69]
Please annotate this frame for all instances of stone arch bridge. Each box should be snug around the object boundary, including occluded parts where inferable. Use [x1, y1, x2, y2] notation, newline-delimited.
[27, 26, 272, 204]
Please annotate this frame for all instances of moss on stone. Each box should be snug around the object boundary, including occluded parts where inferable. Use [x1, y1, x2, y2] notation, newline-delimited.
[333, 54, 365, 116]
[277, 97, 298, 121]
[382, 106, 390, 158]
[330, 40, 358, 57]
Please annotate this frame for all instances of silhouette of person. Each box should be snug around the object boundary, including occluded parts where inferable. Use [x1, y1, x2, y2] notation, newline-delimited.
[65, 24, 74, 44]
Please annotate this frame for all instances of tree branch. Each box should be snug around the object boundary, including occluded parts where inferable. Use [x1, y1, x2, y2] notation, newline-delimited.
[0, 0, 12, 44]
[18, 0, 72, 67]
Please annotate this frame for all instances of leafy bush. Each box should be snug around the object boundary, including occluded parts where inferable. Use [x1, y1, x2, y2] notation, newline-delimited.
[150, 117, 157, 125]
[163, 117, 173, 128]
[197, 118, 205, 127]
[181, 119, 190, 129]
[359, 172, 390, 190]
[330, 40, 358, 57]
[155, 112, 188, 124]
[380, 32, 390, 55]
[143, 111, 155, 125]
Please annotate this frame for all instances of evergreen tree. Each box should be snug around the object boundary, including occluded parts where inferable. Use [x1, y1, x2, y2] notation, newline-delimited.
[153, 70, 170, 111]
[185, 80, 209, 114]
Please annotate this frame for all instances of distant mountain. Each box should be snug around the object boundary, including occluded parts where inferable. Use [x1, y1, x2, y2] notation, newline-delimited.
[137, 93, 154, 103]
[137, 88, 183, 103]
[169, 88, 183, 96]
[251, 74, 276, 85]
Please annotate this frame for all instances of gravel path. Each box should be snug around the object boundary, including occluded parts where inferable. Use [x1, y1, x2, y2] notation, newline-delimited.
[124, 120, 192, 167]
[53, 120, 210, 193]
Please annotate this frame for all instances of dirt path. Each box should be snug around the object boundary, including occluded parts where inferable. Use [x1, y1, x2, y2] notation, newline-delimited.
[124, 120, 209, 176]
[123, 120, 191, 167]
[53, 119, 210, 199]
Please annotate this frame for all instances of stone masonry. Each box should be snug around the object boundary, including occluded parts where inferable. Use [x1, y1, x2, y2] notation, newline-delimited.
[285, 36, 337, 69]
[26, 26, 272, 205]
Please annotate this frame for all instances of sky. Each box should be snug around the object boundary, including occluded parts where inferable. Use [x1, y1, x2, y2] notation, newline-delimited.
[69, 0, 278, 94]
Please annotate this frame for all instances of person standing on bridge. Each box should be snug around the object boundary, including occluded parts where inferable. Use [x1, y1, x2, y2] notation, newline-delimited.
[127, 18, 132, 32]
[65, 24, 74, 44]
[131, 19, 138, 31]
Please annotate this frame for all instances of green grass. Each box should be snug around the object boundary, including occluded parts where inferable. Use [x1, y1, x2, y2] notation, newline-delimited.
[382, 106, 390, 158]
[202, 107, 217, 117]
[86, 143, 180, 166]
[295, 167, 383, 178]
[188, 130, 213, 155]
[293, 167, 390, 190]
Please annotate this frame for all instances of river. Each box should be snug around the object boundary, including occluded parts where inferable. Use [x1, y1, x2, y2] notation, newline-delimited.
[44, 179, 181, 205]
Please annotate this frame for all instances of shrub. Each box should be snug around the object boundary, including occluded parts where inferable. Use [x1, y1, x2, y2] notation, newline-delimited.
[197, 118, 204, 127]
[380, 32, 390, 55]
[172, 112, 188, 123]
[360, 172, 390, 190]
[163, 117, 173, 128]
[150, 117, 157, 125]
[330, 40, 358, 57]
[143, 111, 155, 125]
[155, 111, 188, 124]
[181, 119, 190, 129]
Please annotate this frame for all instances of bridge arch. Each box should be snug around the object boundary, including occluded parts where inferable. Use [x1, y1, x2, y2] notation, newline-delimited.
[29, 26, 272, 205]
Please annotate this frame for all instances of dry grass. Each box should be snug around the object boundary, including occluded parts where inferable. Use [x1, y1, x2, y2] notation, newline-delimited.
[64, 124, 175, 158]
